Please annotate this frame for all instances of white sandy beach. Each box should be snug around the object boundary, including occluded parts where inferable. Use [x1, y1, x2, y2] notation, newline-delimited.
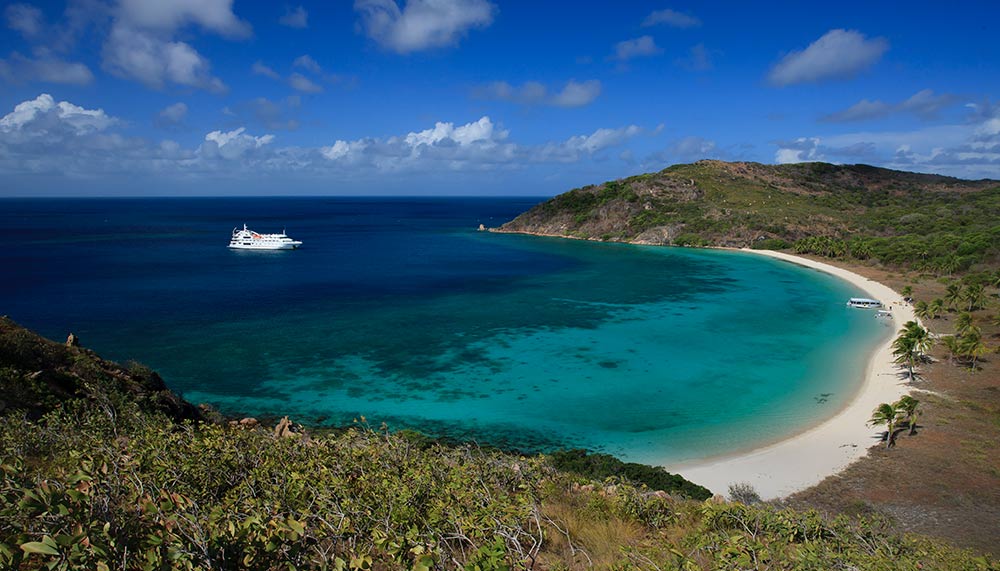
[665, 249, 916, 500]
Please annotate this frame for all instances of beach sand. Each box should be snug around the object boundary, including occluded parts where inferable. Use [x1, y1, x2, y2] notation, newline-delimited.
[665, 249, 915, 500]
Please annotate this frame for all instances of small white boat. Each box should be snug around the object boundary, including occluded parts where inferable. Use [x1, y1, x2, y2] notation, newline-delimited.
[846, 297, 882, 309]
[229, 224, 302, 250]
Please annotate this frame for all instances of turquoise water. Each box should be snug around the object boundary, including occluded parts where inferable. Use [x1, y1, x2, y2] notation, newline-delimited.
[1, 198, 889, 463]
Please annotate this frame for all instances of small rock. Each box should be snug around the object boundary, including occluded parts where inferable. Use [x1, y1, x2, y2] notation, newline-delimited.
[66, 333, 79, 347]
[239, 417, 259, 428]
[274, 416, 298, 438]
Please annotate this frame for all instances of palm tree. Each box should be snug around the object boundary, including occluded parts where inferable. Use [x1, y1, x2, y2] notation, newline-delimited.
[944, 283, 963, 310]
[960, 331, 989, 371]
[942, 335, 961, 364]
[930, 298, 945, 319]
[904, 320, 933, 354]
[869, 403, 902, 448]
[913, 300, 931, 320]
[955, 312, 975, 336]
[893, 321, 933, 381]
[893, 335, 919, 381]
[894, 395, 920, 435]
[964, 283, 986, 312]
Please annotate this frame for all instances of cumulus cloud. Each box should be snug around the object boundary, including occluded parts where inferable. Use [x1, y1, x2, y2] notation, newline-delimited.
[475, 79, 601, 108]
[0, 94, 656, 184]
[898, 89, 956, 118]
[821, 89, 957, 123]
[279, 5, 308, 28]
[670, 136, 717, 160]
[5, 3, 44, 37]
[293, 54, 323, 74]
[156, 102, 188, 127]
[768, 29, 888, 86]
[774, 137, 822, 164]
[0, 93, 114, 134]
[289, 72, 323, 93]
[535, 125, 642, 162]
[354, 0, 496, 54]
[641, 8, 700, 28]
[612, 36, 661, 61]
[102, 0, 249, 92]
[116, 0, 251, 38]
[773, 101, 1000, 178]
[200, 127, 274, 160]
[252, 61, 280, 79]
[321, 118, 643, 170]
[551, 80, 602, 107]
[0, 52, 94, 85]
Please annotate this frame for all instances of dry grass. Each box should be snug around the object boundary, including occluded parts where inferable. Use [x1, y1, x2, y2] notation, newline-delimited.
[538, 494, 650, 570]
[784, 257, 1000, 556]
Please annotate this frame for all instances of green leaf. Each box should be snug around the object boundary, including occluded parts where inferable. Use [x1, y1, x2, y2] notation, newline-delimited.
[20, 540, 59, 556]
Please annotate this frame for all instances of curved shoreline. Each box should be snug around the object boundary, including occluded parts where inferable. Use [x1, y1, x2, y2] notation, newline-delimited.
[663, 248, 914, 499]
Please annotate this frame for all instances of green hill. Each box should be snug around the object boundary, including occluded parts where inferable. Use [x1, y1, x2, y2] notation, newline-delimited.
[499, 161, 1000, 275]
[1, 318, 996, 569]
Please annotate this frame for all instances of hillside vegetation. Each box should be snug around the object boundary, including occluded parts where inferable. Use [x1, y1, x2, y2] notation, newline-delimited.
[499, 161, 1000, 275]
[1, 318, 997, 570]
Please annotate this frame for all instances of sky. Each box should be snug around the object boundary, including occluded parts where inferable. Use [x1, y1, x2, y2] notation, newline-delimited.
[0, 0, 998, 196]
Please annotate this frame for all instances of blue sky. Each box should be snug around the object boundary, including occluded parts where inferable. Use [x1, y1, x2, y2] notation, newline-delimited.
[1, 0, 998, 196]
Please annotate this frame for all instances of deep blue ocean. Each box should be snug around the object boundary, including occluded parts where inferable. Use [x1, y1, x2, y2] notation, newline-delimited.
[1, 197, 888, 463]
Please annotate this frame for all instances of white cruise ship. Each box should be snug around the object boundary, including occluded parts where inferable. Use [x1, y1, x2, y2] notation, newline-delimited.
[228, 224, 303, 250]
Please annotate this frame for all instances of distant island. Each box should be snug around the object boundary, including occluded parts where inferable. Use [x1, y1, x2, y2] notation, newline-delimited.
[498, 160, 999, 275]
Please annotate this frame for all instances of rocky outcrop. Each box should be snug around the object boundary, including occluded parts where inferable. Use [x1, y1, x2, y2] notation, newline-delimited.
[0, 317, 205, 423]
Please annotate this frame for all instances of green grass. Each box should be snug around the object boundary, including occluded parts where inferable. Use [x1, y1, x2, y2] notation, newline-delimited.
[505, 161, 1000, 275]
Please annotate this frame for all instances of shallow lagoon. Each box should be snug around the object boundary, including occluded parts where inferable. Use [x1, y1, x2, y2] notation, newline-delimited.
[1, 197, 888, 463]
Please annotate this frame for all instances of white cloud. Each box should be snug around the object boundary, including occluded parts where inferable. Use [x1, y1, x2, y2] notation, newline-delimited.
[898, 89, 956, 118]
[354, 0, 496, 54]
[642, 9, 700, 28]
[537, 125, 642, 162]
[821, 89, 957, 123]
[116, 0, 250, 38]
[201, 127, 274, 160]
[102, 0, 248, 92]
[821, 99, 892, 123]
[0, 93, 115, 133]
[551, 80, 602, 107]
[476, 79, 601, 108]
[292, 54, 322, 74]
[0, 94, 658, 184]
[404, 116, 505, 146]
[279, 5, 308, 28]
[670, 136, 717, 160]
[5, 3, 44, 37]
[768, 29, 888, 86]
[612, 36, 661, 61]
[774, 137, 822, 164]
[0, 52, 94, 85]
[773, 103, 1000, 178]
[103, 25, 227, 92]
[252, 61, 280, 79]
[289, 72, 323, 93]
[157, 102, 188, 126]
